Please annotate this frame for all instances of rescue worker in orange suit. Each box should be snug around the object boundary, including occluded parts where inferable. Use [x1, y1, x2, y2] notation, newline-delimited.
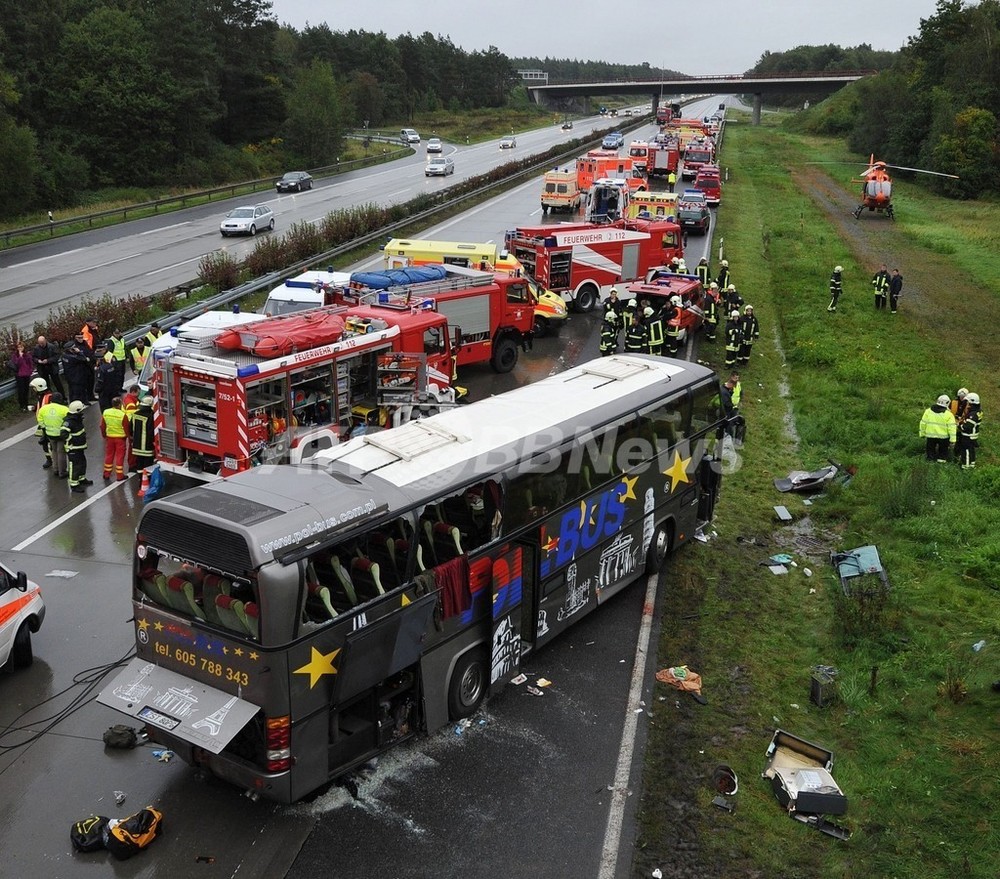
[100, 396, 130, 481]
[737, 305, 760, 367]
[889, 269, 903, 314]
[950, 388, 970, 425]
[623, 311, 647, 353]
[724, 309, 742, 369]
[131, 395, 157, 473]
[703, 284, 720, 343]
[872, 263, 890, 310]
[955, 393, 982, 469]
[62, 400, 92, 493]
[715, 260, 730, 291]
[79, 318, 99, 400]
[919, 394, 956, 462]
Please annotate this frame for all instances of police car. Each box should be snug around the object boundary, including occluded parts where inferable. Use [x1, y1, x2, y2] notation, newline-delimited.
[0, 561, 45, 671]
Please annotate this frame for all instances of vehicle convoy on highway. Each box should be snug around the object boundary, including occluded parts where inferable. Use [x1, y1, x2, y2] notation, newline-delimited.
[0, 561, 45, 671]
[99, 355, 725, 803]
[506, 216, 683, 312]
[147, 301, 462, 480]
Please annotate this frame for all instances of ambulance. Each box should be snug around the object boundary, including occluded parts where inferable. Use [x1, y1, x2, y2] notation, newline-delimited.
[0, 561, 44, 671]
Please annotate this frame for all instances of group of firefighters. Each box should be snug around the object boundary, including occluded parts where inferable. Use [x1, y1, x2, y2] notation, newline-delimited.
[598, 257, 760, 369]
[919, 388, 983, 469]
[27, 319, 162, 493]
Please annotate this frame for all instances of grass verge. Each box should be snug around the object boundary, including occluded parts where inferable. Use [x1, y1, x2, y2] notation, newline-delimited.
[635, 112, 1000, 879]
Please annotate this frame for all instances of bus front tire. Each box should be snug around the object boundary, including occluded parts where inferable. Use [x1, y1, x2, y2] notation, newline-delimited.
[646, 523, 671, 575]
[448, 651, 487, 719]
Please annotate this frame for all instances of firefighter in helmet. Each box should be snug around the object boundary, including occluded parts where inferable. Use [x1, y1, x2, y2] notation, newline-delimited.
[716, 259, 731, 291]
[623, 310, 648, 354]
[738, 305, 760, 366]
[645, 306, 665, 357]
[724, 309, 742, 369]
[599, 309, 619, 357]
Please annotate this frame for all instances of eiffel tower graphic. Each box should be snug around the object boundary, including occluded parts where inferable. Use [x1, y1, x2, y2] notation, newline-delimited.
[192, 696, 238, 736]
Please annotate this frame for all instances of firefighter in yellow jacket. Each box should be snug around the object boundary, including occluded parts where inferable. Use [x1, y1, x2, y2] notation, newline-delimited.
[919, 394, 956, 462]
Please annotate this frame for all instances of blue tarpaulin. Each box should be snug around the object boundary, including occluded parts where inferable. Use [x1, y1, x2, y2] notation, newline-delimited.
[349, 266, 448, 290]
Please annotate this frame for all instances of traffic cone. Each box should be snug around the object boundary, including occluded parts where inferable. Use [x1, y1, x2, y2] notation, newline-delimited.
[137, 468, 150, 498]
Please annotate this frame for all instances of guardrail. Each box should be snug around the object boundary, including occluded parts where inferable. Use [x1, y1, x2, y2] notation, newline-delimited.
[0, 145, 412, 249]
[1, 122, 642, 405]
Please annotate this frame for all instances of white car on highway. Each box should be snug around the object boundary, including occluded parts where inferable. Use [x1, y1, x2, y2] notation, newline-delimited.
[220, 204, 275, 237]
[0, 561, 44, 671]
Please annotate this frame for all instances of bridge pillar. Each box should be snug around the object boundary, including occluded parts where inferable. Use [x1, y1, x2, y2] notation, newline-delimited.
[652, 93, 659, 116]
[752, 93, 762, 126]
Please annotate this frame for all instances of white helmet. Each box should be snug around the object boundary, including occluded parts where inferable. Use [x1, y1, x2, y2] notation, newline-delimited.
[709, 282, 719, 290]
[744, 304, 753, 313]
[30, 377, 48, 393]
[141, 395, 154, 406]
[671, 295, 682, 306]
[727, 284, 736, 292]
[834, 265, 843, 273]
[936, 394, 950, 407]
[730, 310, 740, 320]
[957, 388, 969, 398]
[643, 307, 654, 318]
[965, 393, 980, 405]
[68, 400, 86, 414]
[721, 259, 729, 267]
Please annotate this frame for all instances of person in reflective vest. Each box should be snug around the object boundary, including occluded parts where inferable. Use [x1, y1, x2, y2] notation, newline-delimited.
[737, 305, 760, 366]
[955, 393, 981, 469]
[122, 384, 141, 471]
[144, 323, 162, 346]
[716, 260, 730, 291]
[623, 312, 647, 353]
[703, 284, 720, 342]
[663, 296, 682, 355]
[101, 396, 131, 481]
[128, 337, 149, 376]
[828, 266, 843, 312]
[645, 307, 664, 356]
[62, 400, 92, 493]
[695, 258, 710, 287]
[871, 263, 890, 310]
[131, 396, 157, 472]
[919, 394, 956, 462]
[107, 330, 127, 391]
[599, 310, 619, 356]
[720, 372, 745, 444]
[667, 170, 676, 193]
[724, 310, 742, 369]
[38, 392, 70, 477]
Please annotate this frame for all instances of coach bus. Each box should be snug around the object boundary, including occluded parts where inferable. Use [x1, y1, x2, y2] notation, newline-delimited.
[99, 355, 724, 803]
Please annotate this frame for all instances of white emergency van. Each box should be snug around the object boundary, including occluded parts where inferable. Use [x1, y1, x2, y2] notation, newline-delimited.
[0, 561, 44, 671]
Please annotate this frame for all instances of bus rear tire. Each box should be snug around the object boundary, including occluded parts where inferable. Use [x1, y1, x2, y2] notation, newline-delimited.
[646, 523, 671, 575]
[448, 651, 486, 719]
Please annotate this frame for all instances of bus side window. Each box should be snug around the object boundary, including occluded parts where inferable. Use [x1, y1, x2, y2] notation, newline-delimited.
[690, 383, 721, 437]
[640, 397, 692, 450]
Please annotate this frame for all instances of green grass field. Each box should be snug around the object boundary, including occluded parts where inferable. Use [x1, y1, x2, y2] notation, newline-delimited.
[635, 113, 1000, 879]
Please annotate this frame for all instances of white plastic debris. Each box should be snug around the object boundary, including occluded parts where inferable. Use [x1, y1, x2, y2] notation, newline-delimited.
[803, 568, 813, 577]
[45, 570, 79, 579]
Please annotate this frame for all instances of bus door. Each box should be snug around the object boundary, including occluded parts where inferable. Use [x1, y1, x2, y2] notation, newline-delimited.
[488, 542, 532, 693]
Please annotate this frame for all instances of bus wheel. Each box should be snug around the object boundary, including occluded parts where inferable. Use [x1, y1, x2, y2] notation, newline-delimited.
[10, 622, 33, 669]
[448, 651, 486, 719]
[490, 336, 519, 373]
[646, 523, 672, 575]
[575, 285, 598, 313]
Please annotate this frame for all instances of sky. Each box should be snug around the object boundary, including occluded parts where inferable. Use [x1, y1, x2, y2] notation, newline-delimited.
[267, 0, 944, 76]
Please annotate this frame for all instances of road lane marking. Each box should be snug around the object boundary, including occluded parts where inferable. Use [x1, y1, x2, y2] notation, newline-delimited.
[598, 570, 658, 879]
[0, 424, 39, 453]
[146, 256, 203, 275]
[70, 253, 140, 274]
[6, 248, 84, 269]
[140, 222, 190, 235]
[11, 478, 137, 552]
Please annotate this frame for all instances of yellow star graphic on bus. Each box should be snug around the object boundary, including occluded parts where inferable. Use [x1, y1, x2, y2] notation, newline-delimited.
[662, 452, 692, 492]
[137, 618, 149, 632]
[154, 621, 164, 632]
[542, 534, 559, 554]
[294, 646, 342, 689]
[618, 475, 639, 503]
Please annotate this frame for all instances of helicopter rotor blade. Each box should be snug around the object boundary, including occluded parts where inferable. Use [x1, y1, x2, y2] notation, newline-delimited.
[884, 164, 960, 179]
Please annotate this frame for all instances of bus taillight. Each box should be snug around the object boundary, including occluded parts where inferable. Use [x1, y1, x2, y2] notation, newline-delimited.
[265, 715, 292, 772]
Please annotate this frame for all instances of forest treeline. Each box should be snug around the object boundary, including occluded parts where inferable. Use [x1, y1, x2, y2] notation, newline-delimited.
[0, 0, 996, 218]
[750, 0, 1000, 197]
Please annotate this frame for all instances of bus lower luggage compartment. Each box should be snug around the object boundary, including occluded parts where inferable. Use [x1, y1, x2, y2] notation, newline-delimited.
[329, 670, 418, 769]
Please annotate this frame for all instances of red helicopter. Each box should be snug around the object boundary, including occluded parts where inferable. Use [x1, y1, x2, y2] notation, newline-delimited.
[851, 155, 958, 220]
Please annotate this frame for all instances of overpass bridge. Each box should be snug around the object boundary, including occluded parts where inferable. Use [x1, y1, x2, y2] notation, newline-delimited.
[527, 71, 874, 123]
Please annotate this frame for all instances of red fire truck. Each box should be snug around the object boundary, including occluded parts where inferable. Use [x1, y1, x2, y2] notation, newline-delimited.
[628, 272, 705, 354]
[153, 304, 462, 480]
[505, 218, 683, 312]
[337, 265, 536, 373]
[681, 140, 715, 180]
[647, 140, 681, 178]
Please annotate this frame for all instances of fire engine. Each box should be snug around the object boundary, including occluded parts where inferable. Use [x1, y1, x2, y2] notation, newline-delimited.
[647, 140, 681, 178]
[576, 150, 634, 193]
[338, 265, 536, 372]
[681, 140, 715, 180]
[505, 217, 683, 313]
[628, 271, 705, 354]
[152, 303, 462, 480]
